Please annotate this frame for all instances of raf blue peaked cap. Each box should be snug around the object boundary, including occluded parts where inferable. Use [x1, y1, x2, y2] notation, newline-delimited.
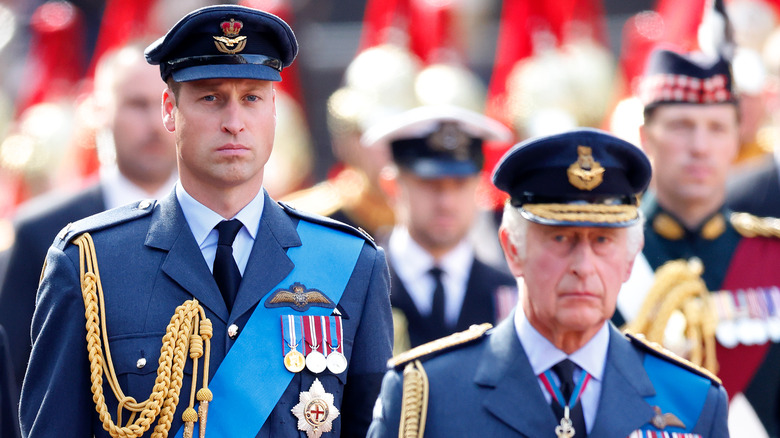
[492, 128, 651, 227]
[361, 105, 512, 179]
[145, 4, 298, 82]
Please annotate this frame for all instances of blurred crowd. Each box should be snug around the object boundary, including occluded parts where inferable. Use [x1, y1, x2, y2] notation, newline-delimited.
[1, 0, 780, 241]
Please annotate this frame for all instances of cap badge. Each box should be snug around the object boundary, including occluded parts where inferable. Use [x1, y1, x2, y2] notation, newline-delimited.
[567, 146, 604, 191]
[265, 282, 335, 312]
[292, 378, 340, 438]
[213, 18, 247, 54]
[428, 122, 470, 159]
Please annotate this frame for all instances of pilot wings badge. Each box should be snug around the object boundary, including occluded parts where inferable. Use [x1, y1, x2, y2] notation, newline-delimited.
[265, 282, 335, 312]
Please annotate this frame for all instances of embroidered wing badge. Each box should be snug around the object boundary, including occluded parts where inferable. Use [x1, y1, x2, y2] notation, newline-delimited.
[265, 282, 335, 312]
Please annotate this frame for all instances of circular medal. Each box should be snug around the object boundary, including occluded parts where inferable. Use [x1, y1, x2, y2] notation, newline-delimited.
[284, 350, 306, 373]
[736, 318, 755, 345]
[326, 351, 348, 374]
[751, 318, 768, 345]
[768, 318, 780, 342]
[306, 351, 327, 374]
[715, 320, 738, 349]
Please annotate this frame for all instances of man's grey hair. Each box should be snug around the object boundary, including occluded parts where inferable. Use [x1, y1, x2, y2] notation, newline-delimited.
[501, 203, 644, 261]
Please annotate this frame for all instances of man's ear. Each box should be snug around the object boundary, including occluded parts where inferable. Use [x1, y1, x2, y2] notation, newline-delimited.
[162, 88, 176, 133]
[499, 226, 524, 278]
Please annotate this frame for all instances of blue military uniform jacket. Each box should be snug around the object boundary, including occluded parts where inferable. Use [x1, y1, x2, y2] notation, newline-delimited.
[368, 316, 728, 438]
[389, 259, 515, 348]
[19, 190, 393, 438]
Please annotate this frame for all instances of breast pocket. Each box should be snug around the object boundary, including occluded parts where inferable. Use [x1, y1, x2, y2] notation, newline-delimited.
[107, 333, 196, 404]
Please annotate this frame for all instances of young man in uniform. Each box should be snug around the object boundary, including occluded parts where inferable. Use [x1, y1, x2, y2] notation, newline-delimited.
[368, 129, 729, 437]
[19, 5, 392, 438]
[618, 47, 780, 435]
[362, 105, 516, 351]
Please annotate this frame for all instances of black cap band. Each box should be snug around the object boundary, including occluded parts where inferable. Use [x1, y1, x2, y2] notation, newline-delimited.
[163, 54, 283, 79]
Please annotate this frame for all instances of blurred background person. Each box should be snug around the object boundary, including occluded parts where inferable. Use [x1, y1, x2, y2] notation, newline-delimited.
[0, 41, 177, 399]
[363, 105, 517, 353]
[619, 43, 780, 436]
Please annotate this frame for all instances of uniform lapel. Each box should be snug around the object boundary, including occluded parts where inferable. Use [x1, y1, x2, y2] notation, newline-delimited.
[475, 317, 557, 437]
[589, 325, 656, 436]
[147, 191, 230, 322]
[230, 194, 299, 320]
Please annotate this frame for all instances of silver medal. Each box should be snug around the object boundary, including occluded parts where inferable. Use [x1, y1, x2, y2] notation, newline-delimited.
[306, 351, 327, 374]
[326, 351, 348, 374]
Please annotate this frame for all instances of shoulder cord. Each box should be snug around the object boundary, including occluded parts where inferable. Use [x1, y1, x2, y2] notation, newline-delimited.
[625, 259, 718, 374]
[398, 360, 428, 438]
[75, 232, 214, 438]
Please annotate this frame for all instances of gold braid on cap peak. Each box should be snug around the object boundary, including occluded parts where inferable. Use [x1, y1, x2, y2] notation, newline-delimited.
[625, 258, 719, 375]
[74, 233, 214, 438]
[522, 203, 638, 223]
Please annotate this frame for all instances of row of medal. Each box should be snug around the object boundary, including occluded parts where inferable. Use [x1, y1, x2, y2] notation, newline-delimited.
[281, 315, 348, 374]
[713, 287, 780, 348]
[626, 431, 701, 438]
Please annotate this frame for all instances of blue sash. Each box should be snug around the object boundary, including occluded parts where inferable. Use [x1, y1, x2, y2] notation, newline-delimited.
[640, 354, 710, 432]
[174, 220, 364, 437]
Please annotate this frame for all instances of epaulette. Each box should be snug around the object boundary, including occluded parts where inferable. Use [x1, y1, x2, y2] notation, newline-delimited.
[53, 199, 156, 250]
[388, 323, 492, 369]
[280, 181, 344, 218]
[278, 200, 376, 248]
[730, 212, 780, 239]
[626, 332, 721, 386]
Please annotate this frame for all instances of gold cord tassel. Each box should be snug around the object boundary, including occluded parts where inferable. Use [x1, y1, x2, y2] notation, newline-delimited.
[75, 232, 214, 438]
[399, 360, 429, 438]
[625, 258, 719, 374]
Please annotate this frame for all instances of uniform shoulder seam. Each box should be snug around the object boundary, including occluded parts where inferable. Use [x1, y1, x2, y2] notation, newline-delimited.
[277, 200, 376, 247]
[626, 332, 721, 386]
[54, 199, 156, 249]
[388, 323, 492, 369]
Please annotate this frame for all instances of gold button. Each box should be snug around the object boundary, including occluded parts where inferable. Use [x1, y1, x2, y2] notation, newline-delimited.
[228, 324, 239, 339]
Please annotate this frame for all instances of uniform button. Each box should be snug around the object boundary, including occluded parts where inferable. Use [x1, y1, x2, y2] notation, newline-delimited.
[136, 357, 147, 369]
[138, 200, 152, 209]
[228, 324, 239, 339]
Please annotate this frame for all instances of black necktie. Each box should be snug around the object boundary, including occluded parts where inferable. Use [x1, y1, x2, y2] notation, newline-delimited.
[213, 219, 243, 312]
[551, 359, 587, 437]
[429, 267, 447, 330]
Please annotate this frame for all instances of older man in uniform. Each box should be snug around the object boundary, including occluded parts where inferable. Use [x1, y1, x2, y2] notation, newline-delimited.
[19, 5, 392, 438]
[616, 47, 780, 435]
[368, 128, 728, 437]
[362, 106, 517, 352]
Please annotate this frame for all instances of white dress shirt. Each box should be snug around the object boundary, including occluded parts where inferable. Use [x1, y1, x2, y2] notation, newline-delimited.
[100, 165, 178, 210]
[514, 308, 609, 433]
[388, 226, 473, 327]
[176, 182, 264, 275]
